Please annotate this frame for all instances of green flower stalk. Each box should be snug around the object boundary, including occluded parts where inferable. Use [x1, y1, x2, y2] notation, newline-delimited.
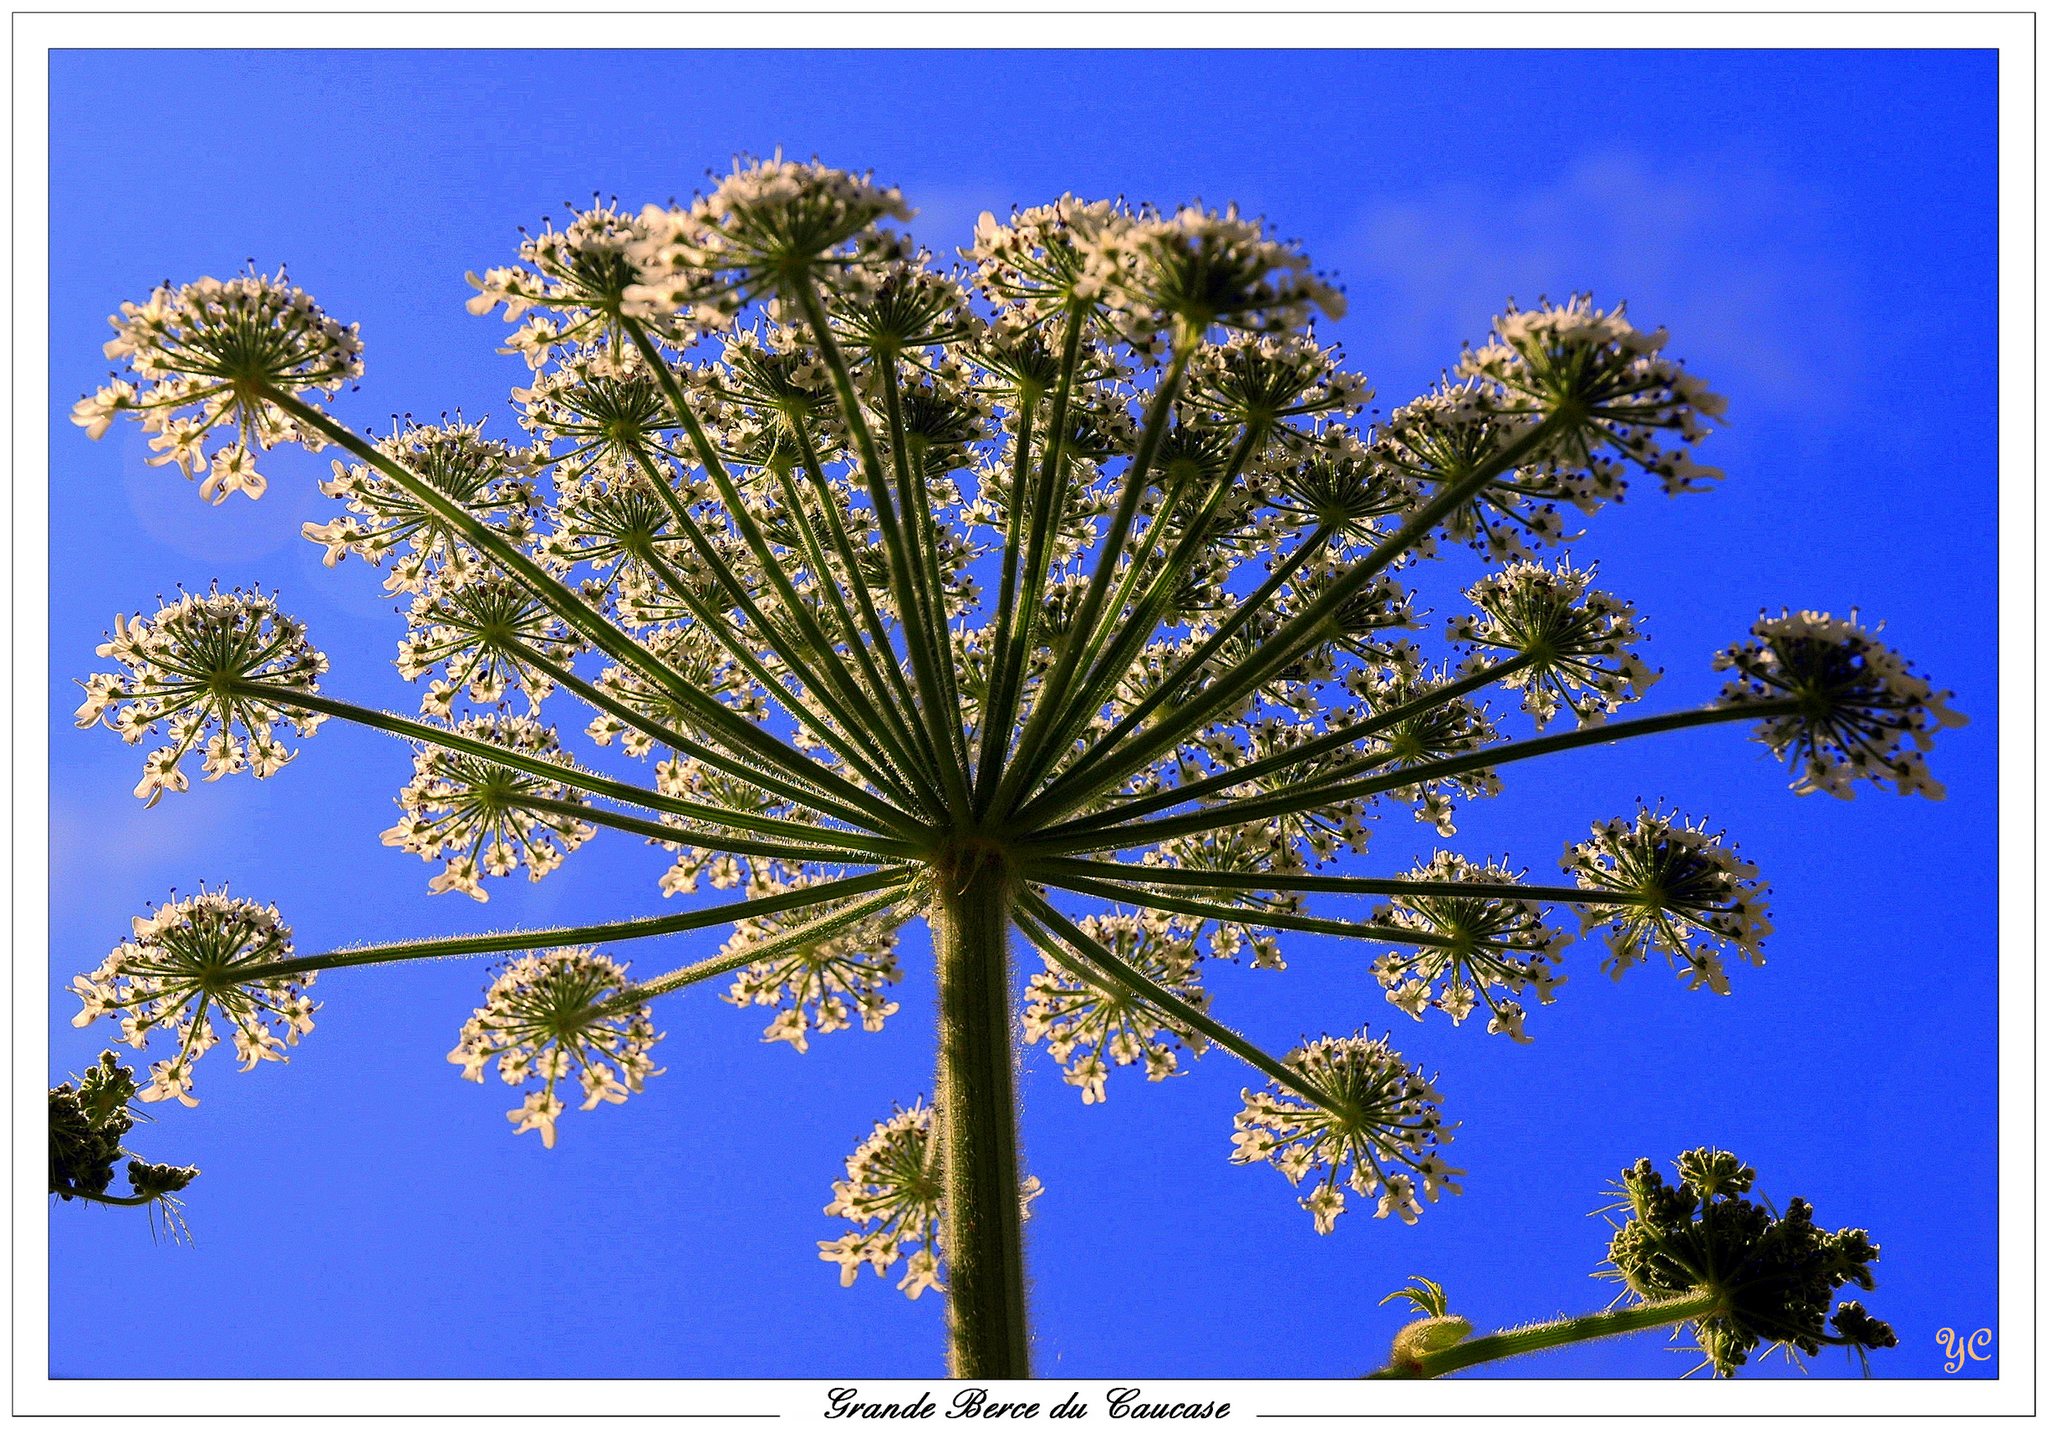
[63, 155, 1962, 1378]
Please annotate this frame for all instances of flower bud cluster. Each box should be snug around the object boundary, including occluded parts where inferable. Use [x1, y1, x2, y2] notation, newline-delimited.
[1604, 1149, 1896, 1376]
[449, 949, 660, 1147]
[48, 1052, 201, 1226]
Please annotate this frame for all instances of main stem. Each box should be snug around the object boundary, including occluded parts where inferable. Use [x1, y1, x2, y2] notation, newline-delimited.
[930, 846, 1031, 1379]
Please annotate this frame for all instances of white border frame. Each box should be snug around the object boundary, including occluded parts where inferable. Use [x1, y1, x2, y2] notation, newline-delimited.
[9, 9, 2035, 1421]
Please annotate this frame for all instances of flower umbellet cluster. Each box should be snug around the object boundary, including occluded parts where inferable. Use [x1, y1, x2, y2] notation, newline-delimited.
[448, 949, 660, 1147]
[68, 889, 314, 1107]
[1021, 911, 1209, 1102]
[1715, 608, 1966, 799]
[1229, 1030, 1461, 1233]
[72, 268, 362, 501]
[1450, 559, 1657, 728]
[1565, 807, 1771, 994]
[380, 714, 597, 901]
[64, 155, 1952, 1376]
[720, 873, 908, 1052]
[76, 586, 328, 805]
[1368, 852, 1568, 1043]
[819, 1103, 946, 1300]
[303, 417, 541, 591]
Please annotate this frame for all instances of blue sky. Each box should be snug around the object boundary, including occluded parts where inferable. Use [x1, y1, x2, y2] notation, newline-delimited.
[47, 49, 1999, 1381]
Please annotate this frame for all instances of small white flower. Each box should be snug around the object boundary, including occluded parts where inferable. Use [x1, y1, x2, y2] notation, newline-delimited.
[1301, 1183, 1347, 1234]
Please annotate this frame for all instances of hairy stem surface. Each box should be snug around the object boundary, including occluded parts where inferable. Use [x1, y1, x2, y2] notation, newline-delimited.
[930, 847, 1032, 1378]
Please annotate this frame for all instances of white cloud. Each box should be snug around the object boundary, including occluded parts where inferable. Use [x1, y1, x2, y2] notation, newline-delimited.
[1336, 150, 1864, 416]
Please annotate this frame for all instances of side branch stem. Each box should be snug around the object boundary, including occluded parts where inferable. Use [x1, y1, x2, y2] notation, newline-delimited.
[271, 388, 903, 832]
[610, 881, 923, 1008]
[1368, 1288, 1725, 1379]
[258, 870, 911, 982]
[260, 686, 905, 856]
[505, 793, 917, 866]
[1031, 700, 1794, 856]
[1031, 418, 1562, 816]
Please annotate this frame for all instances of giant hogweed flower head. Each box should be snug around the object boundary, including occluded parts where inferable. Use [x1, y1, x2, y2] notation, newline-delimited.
[630, 156, 912, 311]
[70, 889, 314, 1106]
[1565, 808, 1771, 994]
[1090, 203, 1347, 347]
[301, 418, 540, 591]
[1450, 560, 1658, 728]
[466, 202, 672, 363]
[1458, 295, 1727, 494]
[1603, 1149, 1896, 1377]
[73, 269, 363, 501]
[1231, 1030, 1460, 1233]
[77, 587, 327, 806]
[721, 876, 906, 1052]
[381, 714, 596, 901]
[1368, 852, 1568, 1042]
[819, 1103, 946, 1300]
[64, 167, 1944, 1373]
[1022, 914, 1209, 1103]
[1715, 609, 1965, 798]
[1342, 661, 1503, 836]
[448, 949, 660, 1147]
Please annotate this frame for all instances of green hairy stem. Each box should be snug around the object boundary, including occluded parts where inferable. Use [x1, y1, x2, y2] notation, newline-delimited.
[1369, 1287, 1725, 1379]
[930, 846, 1033, 1378]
